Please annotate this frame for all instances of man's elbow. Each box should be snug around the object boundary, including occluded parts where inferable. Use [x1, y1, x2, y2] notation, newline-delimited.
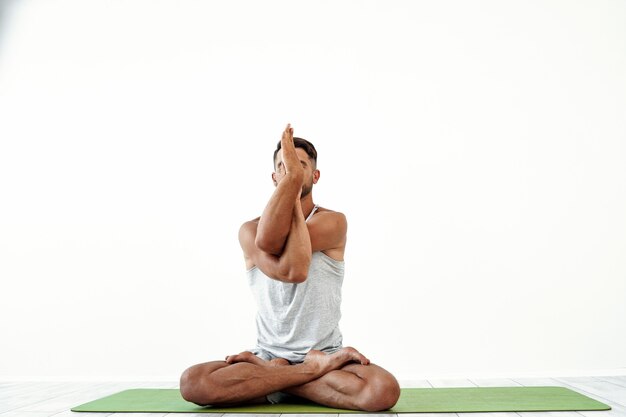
[255, 235, 283, 256]
[286, 270, 308, 284]
[280, 263, 310, 284]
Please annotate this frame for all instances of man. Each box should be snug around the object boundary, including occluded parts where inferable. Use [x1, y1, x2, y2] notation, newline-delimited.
[179, 124, 400, 411]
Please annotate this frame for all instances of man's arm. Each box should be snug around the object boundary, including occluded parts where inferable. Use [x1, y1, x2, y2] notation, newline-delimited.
[240, 197, 312, 283]
[255, 124, 303, 255]
[240, 208, 347, 282]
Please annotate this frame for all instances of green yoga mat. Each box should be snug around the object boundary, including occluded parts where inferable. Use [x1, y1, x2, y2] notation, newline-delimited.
[72, 386, 610, 413]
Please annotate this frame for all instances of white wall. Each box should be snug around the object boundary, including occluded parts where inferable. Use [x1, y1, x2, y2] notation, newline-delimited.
[1, 0, 625, 381]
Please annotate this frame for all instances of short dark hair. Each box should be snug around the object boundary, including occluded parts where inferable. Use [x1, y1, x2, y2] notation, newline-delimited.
[273, 137, 317, 168]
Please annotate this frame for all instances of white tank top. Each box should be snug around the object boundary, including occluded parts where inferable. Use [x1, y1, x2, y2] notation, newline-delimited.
[246, 204, 344, 362]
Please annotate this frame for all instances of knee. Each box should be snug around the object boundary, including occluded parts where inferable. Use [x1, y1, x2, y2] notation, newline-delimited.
[358, 371, 401, 412]
[179, 365, 203, 404]
[179, 363, 222, 406]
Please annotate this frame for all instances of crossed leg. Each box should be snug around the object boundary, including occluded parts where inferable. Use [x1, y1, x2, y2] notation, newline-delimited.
[179, 347, 400, 412]
[283, 361, 400, 411]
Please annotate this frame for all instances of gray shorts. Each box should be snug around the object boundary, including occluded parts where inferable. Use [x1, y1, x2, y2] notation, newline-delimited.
[247, 345, 343, 364]
[247, 347, 294, 363]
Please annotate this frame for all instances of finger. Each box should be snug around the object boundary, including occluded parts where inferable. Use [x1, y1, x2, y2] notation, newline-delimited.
[282, 125, 293, 142]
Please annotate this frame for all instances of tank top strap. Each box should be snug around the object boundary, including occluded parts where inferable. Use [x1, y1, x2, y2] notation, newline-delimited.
[305, 204, 319, 223]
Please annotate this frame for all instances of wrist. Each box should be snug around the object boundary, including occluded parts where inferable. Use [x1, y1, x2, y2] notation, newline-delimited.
[284, 170, 304, 184]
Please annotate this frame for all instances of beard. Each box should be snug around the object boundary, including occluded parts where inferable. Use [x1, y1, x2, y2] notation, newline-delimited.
[301, 183, 313, 198]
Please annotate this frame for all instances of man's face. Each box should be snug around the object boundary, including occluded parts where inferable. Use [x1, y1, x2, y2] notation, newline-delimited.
[273, 148, 320, 198]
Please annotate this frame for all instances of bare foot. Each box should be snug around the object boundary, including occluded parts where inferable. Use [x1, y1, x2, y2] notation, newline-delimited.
[268, 358, 290, 367]
[332, 346, 370, 366]
[225, 351, 266, 366]
[225, 352, 291, 368]
[303, 347, 370, 375]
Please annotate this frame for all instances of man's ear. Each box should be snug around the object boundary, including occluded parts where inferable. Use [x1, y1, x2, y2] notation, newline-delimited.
[271, 172, 278, 186]
[312, 169, 320, 184]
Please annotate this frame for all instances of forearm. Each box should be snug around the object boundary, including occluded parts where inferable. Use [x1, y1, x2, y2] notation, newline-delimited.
[275, 199, 312, 282]
[256, 172, 303, 255]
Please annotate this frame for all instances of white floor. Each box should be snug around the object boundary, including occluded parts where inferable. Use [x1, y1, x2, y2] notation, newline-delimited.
[1, 376, 625, 417]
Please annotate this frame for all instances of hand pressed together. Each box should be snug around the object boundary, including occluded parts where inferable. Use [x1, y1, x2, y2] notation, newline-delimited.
[278, 123, 304, 182]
